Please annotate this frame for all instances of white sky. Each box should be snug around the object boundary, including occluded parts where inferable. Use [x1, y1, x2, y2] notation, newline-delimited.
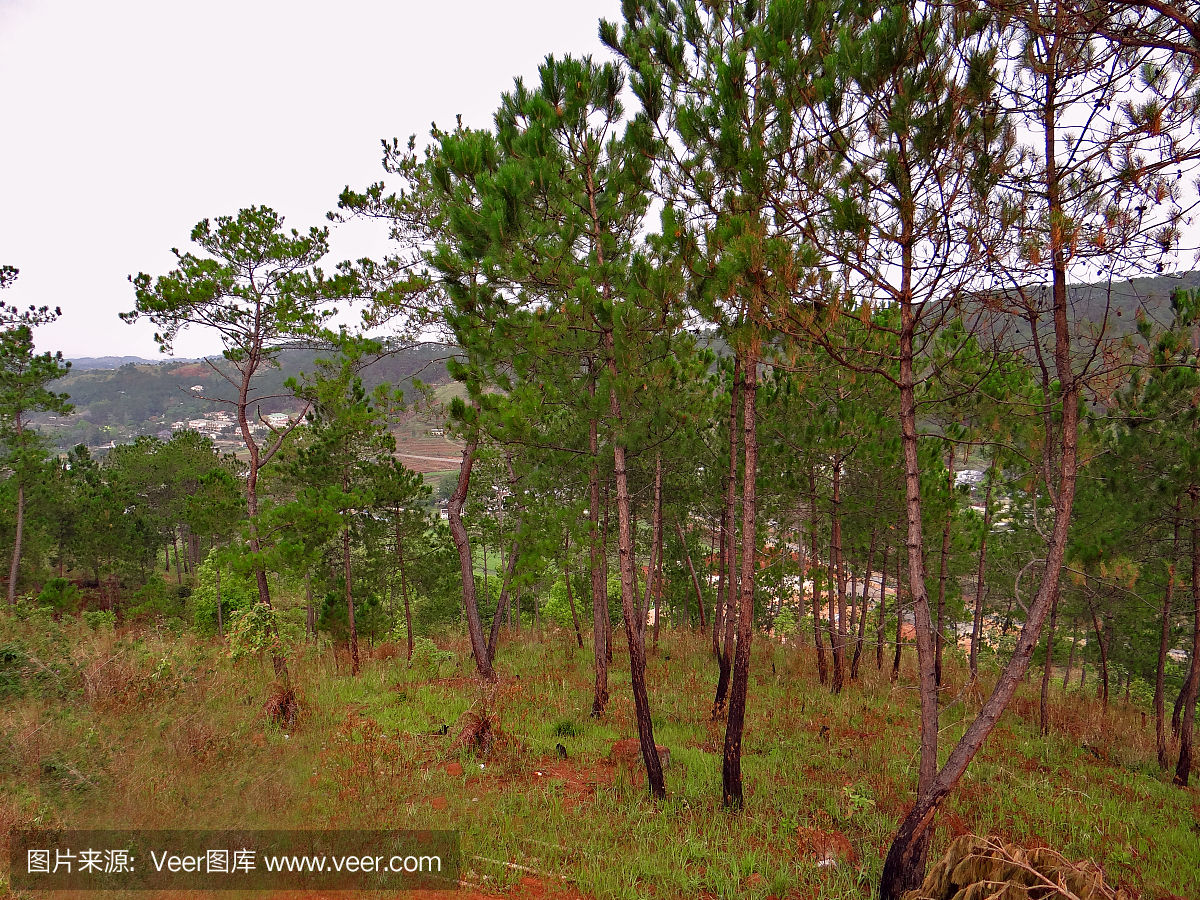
[0, 0, 620, 359]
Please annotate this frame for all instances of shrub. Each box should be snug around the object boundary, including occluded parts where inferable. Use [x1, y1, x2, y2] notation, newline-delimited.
[36, 578, 81, 614]
[191, 552, 258, 635]
[81, 610, 116, 631]
[409, 637, 453, 675]
[227, 602, 285, 662]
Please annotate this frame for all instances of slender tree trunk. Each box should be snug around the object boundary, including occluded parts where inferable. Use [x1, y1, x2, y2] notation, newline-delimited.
[810, 471, 828, 684]
[651, 454, 664, 648]
[830, 461, 847, 694]
[877, 544, 890, 671]
[723, 347, 757, 809]
[678, 521, 706, 631]
[172, 534, 183, 586]
[714, 357, 742, 716]
[344, 520, 358, 677]
[603, 484, 613, 664]
[397, 525, 413, 662]
[564, 536, 583, 648]
[881, 81, 1083, 895]
[216, 564, 224, 639]
[970, 457, 997, 680]
[605, 343, 664, 798]
[936, 447, 956, 687]
[1039, 585, 1059, 734]
[487, 542, 519, 663]
[1175, 488, 1200, 786]
[1085, 590, 1110, 707]
[1157, 513, 1179, 769]
[713, 504, 727, 658]
[588, 413, 609, 715]
[7, 482, 24, 606]
[852, 525, 878, 680]
[1063, 628, 1075, 690]
[305, 570, 314, 642]
[447, 427, 492, 679]
[893, 549, 905, 680]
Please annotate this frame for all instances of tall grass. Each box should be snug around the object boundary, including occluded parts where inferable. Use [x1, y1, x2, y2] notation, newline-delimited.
[0, 614, 1195, 899]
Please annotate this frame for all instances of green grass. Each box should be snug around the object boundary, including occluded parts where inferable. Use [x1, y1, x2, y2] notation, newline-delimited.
[0, 615, 1197, 899]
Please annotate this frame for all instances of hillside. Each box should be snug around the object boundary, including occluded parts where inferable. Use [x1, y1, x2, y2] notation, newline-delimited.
[37, 343, 458, 453]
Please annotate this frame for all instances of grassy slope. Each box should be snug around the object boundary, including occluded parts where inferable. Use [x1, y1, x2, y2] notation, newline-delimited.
[1, 616, 1196, 900]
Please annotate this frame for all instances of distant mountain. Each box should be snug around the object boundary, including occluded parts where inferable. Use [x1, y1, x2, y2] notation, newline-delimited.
[68, 356, 193, 370]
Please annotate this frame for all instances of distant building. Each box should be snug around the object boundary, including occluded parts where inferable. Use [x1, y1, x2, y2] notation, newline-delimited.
[955, 469, 985, 487]
[265, 412, 291, 429]
[429, 428, 445, 436]
[190, 385, 204, 393]
[157, 430, 172, 441]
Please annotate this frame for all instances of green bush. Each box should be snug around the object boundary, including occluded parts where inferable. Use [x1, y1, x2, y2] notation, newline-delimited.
[192, 552, 258, 635]
[36, 578, 81, 614]
[227, 602, 284, 661]
[125, 578, 181, 621]
[81, 610, 116, 631]
[409, 636, 454, 674]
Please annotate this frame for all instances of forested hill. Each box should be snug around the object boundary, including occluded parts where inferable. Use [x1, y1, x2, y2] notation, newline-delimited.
[43, 342, 455, 451]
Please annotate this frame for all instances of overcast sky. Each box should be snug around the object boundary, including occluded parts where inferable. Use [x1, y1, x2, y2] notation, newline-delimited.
[0, 0, 620, 359]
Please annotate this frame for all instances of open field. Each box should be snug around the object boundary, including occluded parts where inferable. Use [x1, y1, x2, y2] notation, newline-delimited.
[1, 614, 1196, 900]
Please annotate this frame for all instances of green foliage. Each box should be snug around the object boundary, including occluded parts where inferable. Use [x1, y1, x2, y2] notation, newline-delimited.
[191, 551, 258, 635]
[408, 636, 453, 675]
[317, 589, 387, 644]
[35, 578, 81, 613]
[81, 610, 116, 631]
[125, 578, 184, 623]
[226, 601, 285, 662]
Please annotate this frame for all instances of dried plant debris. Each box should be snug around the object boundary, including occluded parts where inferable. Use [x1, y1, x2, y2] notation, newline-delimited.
[905, 834, 1124, 900]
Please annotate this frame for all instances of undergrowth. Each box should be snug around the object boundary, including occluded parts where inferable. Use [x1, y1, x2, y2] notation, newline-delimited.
[0, 613, 1196, 900]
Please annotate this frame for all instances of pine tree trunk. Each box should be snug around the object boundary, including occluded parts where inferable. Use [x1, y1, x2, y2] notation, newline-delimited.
[172, 534, 183, 586]
[396, 524, 413, 662]
[651, 454, 664, 649]
[216, 565, 224, 639]
[970, 457, 996, 680]
[602, 314, 664, 797]
[588, 414, 609, 715]
[714, 357, 742, 716]
[1175, 489, 1200, 786]
[852, 525, 878, 680]
[1063, 628, 1075, 690]
[564, 537, 584, 648]
[936, 447, 955, 687]
[830, 461, 847, 694]
[7, 481, 23, 606]
[880, 78, 1083, 895]
[344, 520, 358, 677]
[678, 522, 706, 631]
[305, 570, 314, 643]
[447, 428, 492, 679]
[1085, 591, 1110, 707]
[877, 543, 889, 671]
[1157, 514, 1179, 769]
[810, 469, 828, 685]
[1039, 585, 1059, 734]
[713, 506, 727, 658]
[722, 348, 757, 809]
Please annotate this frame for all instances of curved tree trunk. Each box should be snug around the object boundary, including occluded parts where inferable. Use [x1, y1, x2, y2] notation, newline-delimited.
[448, 429, 492, 679]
